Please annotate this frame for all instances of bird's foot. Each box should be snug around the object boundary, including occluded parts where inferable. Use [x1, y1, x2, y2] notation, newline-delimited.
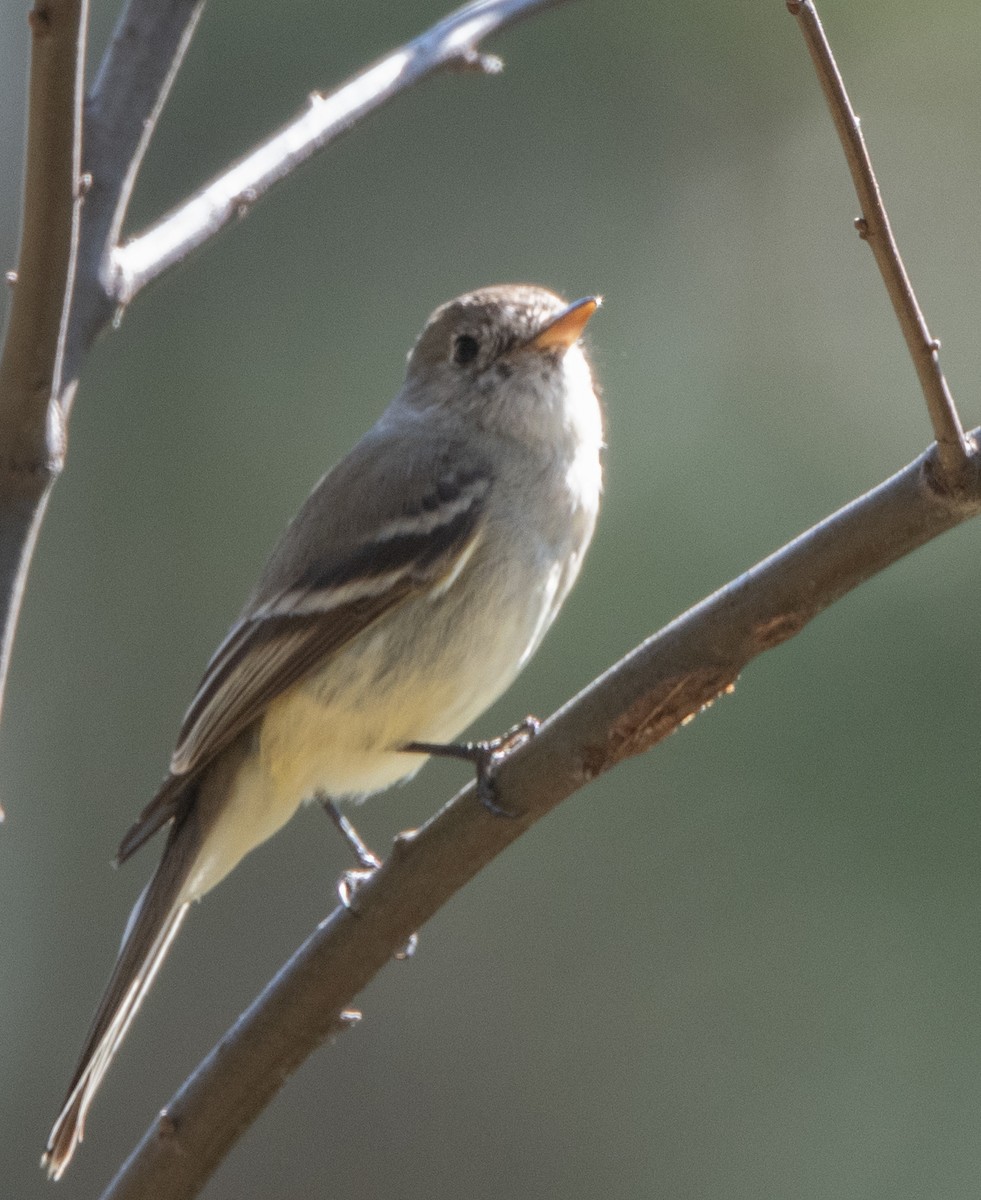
[321, 797, 382, 910]
[403, 714, 540, 818]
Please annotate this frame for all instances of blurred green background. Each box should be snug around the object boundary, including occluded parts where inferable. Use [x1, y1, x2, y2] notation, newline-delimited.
[3, 0, 981, 1196]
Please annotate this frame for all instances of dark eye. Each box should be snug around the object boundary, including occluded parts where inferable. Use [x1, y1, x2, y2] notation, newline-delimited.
[452, 334, 480, 366]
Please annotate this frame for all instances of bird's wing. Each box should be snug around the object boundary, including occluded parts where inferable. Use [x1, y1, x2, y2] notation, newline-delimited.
[116, 446, 491, 864]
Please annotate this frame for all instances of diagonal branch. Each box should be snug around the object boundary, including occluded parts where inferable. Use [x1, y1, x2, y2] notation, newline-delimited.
[786, 0, 972, 485]
[110, 0, 575, 306]
[99, 434, 981, 1200]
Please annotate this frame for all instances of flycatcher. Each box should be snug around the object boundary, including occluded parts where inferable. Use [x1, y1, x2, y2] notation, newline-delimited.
[43, 283, 603, 1177]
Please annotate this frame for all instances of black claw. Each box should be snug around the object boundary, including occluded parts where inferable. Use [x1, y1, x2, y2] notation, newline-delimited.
[476, 764, 518, 818]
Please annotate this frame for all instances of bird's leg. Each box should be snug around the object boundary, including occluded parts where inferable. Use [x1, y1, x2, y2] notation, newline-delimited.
[320, 797, 382, 910]
[403, 715, 540, 817]
[321, 797, 381, 869]
[319, 798, 418, 957]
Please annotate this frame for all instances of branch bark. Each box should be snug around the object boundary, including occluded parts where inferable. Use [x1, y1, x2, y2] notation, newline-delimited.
[0, 0, 87, 749]
[99, 436, 981, 1200]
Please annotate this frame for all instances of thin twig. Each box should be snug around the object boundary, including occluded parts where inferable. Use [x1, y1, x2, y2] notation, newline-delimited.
[786, 0, 972, 486]
[63, 0, 206, 389]
[111, 0, 575, 304]
[100, 433, 981, 1200]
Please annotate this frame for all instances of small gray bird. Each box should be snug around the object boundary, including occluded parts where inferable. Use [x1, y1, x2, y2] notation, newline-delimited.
[43, 283, 603, 1177]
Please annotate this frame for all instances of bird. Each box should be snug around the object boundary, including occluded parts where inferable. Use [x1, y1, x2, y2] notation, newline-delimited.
[43, 283, 603, 1177]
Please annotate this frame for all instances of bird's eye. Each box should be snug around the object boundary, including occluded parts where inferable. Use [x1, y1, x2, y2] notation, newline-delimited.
[452, 334, 480, 366]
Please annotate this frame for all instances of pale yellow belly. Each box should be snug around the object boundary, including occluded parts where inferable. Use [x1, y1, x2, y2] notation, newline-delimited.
[180, 564, 565, 902]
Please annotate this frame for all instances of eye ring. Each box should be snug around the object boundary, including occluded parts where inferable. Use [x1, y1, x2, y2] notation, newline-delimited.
[452, 333, 480, 366]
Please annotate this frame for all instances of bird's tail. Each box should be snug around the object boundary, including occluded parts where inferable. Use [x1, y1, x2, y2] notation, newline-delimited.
[42, 813, 198, 1180]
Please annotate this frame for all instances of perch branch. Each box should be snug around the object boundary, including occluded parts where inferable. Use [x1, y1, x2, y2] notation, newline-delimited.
[786, 0, 972, 485]
[100, 436, 981, 1200]
[111, 0, 576, 305]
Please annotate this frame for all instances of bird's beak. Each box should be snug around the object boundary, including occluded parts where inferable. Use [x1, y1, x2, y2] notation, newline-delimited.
[528, 296, 600, 352]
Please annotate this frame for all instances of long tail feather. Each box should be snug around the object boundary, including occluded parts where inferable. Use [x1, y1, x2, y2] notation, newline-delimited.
[42, 816, 197, 1180]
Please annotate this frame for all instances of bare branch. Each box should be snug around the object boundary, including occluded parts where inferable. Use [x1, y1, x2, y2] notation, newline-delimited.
[0, 0, 88, 739]
[111, 0, 576, 305]
[99, 436, 981, 1200]
[786, 0, 972, 485]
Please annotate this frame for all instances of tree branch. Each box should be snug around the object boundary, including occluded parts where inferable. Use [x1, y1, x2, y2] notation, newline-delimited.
[111, 0, 574, 306]
[0, 0, 87, 744]
[99, 435, 981, 1200]
[786, 0, 972, 485]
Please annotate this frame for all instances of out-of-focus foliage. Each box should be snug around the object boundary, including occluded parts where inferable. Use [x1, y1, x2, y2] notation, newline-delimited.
[2, 1, 981, 1196]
